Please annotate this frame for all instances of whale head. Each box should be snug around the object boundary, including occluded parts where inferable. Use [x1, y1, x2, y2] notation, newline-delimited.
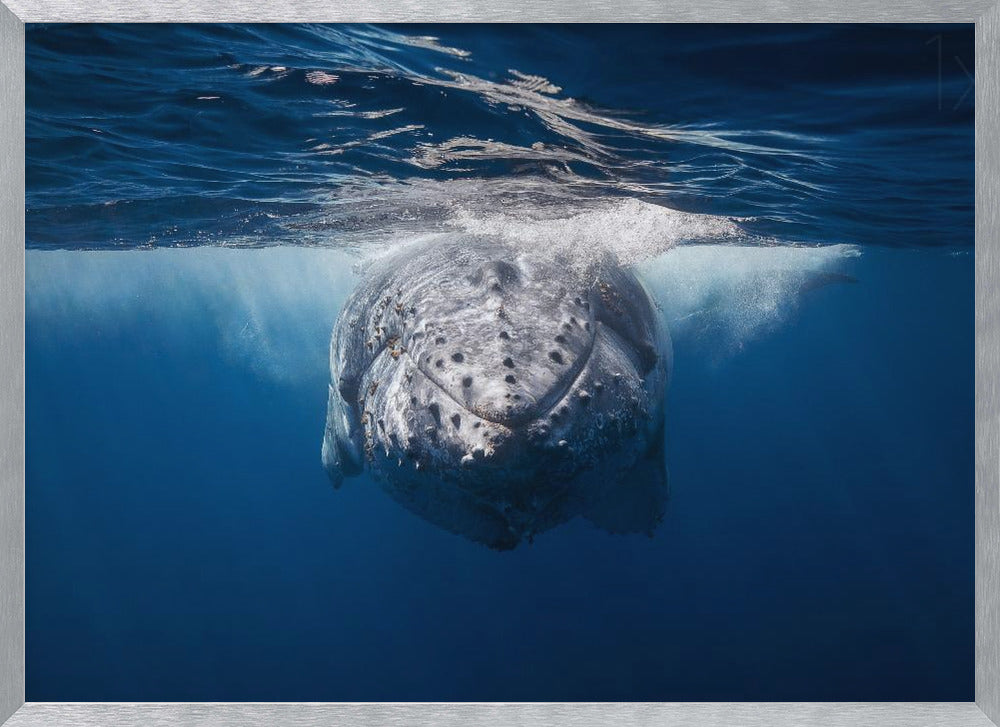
[323, 236, 670, 549]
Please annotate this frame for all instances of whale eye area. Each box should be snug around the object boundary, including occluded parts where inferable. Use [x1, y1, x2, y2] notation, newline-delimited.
[462, 376, 473, 388]
[499, 331, 510, 340]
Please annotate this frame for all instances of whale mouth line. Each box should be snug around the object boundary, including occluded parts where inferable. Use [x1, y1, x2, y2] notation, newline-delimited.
[398, 330, 602, 428]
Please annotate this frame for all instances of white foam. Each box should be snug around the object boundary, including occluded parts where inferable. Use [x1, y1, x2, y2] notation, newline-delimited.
[27, 247, 357, 383]
[449, 197, 746, 271]
[641, 243, 861, 354]
[27, 201, 859, 380]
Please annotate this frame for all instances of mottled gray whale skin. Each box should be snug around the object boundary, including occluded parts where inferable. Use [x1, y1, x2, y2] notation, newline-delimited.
[323, 235, 671, 550]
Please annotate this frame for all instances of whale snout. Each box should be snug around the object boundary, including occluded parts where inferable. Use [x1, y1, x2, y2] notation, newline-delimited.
[401, 255, 598, 429]
[360, 317, 660, 488]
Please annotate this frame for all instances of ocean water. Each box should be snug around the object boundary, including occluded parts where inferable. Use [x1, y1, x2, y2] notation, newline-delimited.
[25, 24, 974, 701]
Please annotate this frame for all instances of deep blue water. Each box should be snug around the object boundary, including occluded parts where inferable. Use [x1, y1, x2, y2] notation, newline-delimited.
[25, 24, 974, 701]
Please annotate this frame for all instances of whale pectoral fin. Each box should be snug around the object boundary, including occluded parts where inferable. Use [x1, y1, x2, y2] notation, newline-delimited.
[582, 435, 668, 536]
[322, 384, 364, 489]
[321, 437, 346, 489]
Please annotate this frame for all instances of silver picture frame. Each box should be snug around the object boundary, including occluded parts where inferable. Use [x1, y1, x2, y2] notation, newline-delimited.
[1, 4, 997, 726]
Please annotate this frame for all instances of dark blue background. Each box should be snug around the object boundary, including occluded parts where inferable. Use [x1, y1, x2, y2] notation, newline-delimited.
[25, 24, 974, 701]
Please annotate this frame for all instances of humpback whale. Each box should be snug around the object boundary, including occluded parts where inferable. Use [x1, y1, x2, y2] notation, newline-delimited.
[322, 235, 671, 549]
